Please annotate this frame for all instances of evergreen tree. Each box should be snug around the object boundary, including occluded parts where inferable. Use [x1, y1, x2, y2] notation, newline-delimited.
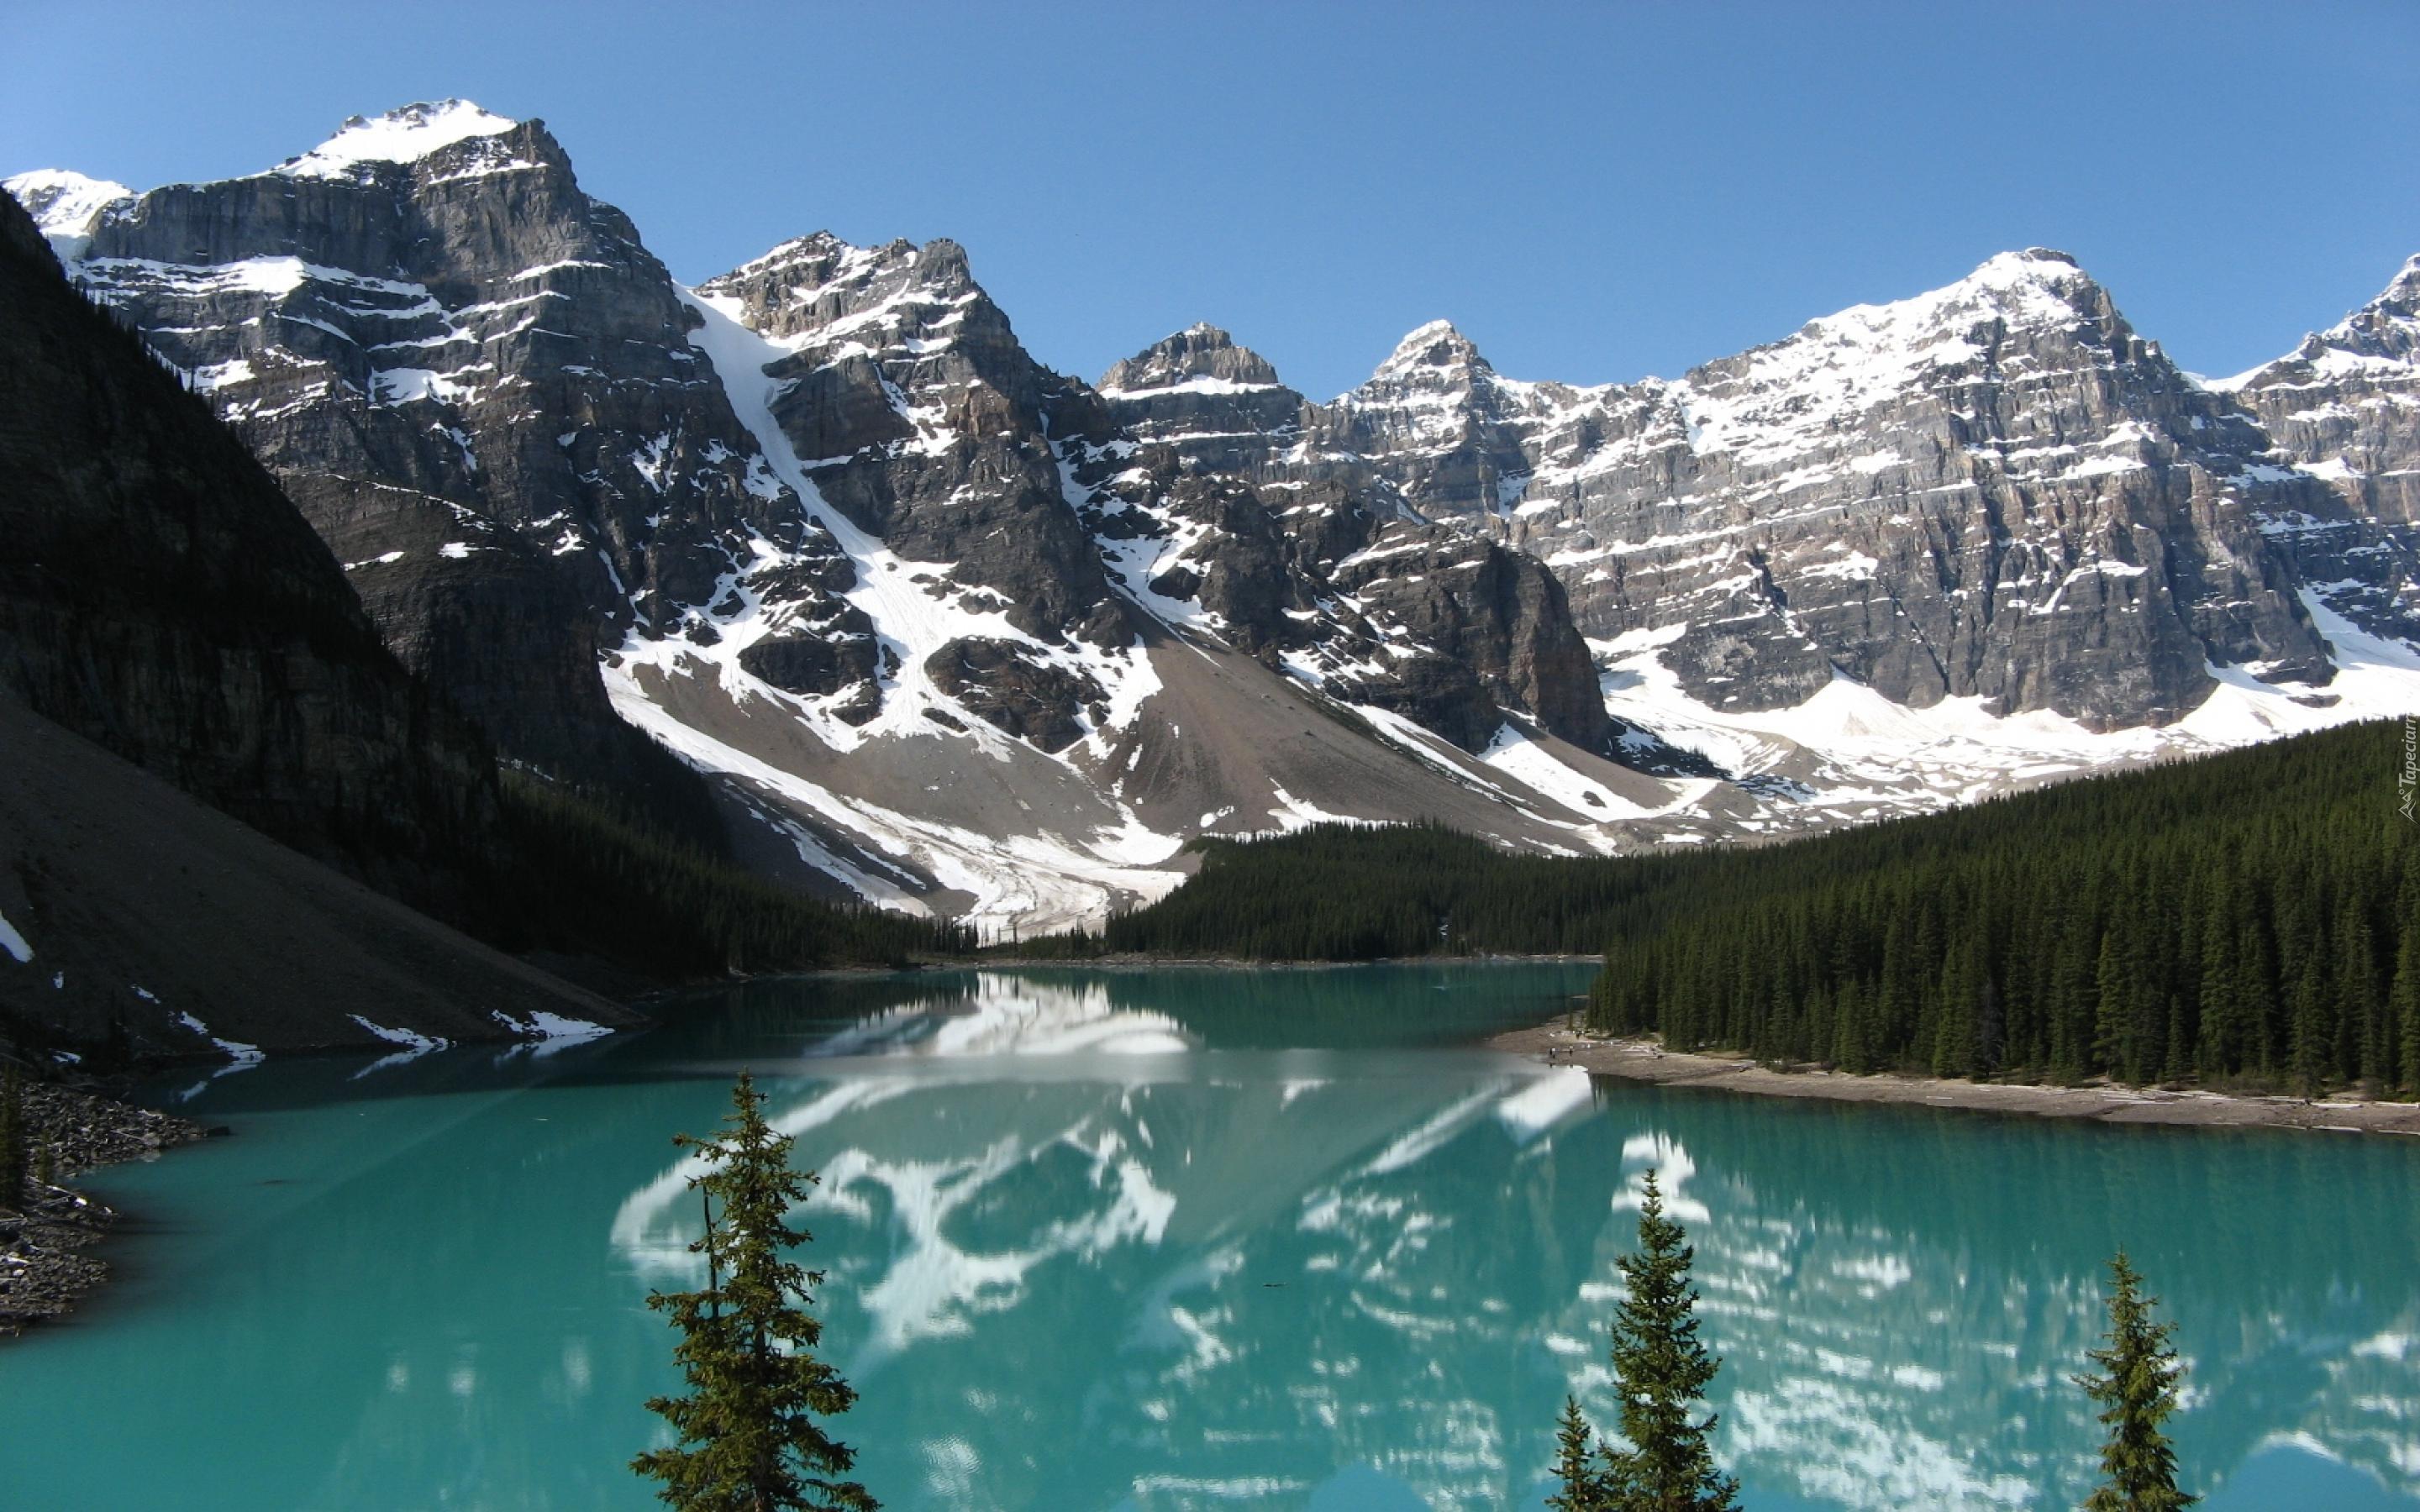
[1547, 1394, 1608, 1512]
[1830, 978, 1870, 1074]
[1598, 1172, 1738, 1512]
[2094, 930, 2131, 1081]
[2160, 995, 2190, 1087]
[1974, 973, 2007, 1079]
[2288, 955, 2328, 1098]
[2391, 921, 2420, 1096]
[2195, 887, 2244, 1079]
[634, 1073, 876, 1512]
[2338, 910, 2383, 1088]
[1932, 940, 1977, 1079]
[2076, 1252, 2196, 1512]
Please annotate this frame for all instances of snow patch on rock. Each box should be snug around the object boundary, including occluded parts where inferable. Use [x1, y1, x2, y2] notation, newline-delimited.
[271, 100, 519, 180]
[0, 908, 30, 964]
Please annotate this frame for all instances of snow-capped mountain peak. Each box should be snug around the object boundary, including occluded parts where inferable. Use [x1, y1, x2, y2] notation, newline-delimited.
[1097, 323, 1285, 396]
[1, 169, 134, 258]
[270, 99, 521, 180]
[2315, 253, 2420, 362]
[1784, 247, 2099, 360]
[2224, 249, 2420, 643]
[18, 102, 2415, 939]
[695, 228, 985, 354]
[1369, 318, 1487, 384]
[1964, 244, 2086, 286]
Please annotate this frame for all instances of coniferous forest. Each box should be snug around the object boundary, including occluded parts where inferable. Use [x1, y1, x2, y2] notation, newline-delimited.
[1094, 722, 2420, 1095]
[486, 772, 974, 976]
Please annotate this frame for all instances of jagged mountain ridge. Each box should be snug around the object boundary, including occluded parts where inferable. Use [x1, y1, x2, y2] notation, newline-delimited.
[681, 230, 1624, 760]
[11, 104, 796, 840]
[1092, 323, 1702, 769]
[15, 102, 2420, 931]
[12, 103, 1672, 933]
[1264, 251, 2417, 729]
[0, 186, 636, 1054]
[2220, 255, 2420, 637]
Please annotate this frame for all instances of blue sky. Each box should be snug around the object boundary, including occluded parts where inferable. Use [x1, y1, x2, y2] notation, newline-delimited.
[8, 1, 2417, 398]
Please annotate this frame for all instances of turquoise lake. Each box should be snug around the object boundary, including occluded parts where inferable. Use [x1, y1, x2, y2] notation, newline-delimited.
[5, 963, 2417, 1509]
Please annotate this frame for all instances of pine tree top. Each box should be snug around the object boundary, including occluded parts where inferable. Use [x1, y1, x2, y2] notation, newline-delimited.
[1600, 1169, 1738, 1511]
[2077, 1250, 2196, 1512]
[634, 1073, 878, 1512]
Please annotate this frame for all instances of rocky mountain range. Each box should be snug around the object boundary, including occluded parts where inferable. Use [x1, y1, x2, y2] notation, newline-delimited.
[0, 186, 634, 1054]
[12, 101, 2417, 933]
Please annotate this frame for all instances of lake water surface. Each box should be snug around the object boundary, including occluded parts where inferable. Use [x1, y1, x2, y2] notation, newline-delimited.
[7, 963, 2417, 1509]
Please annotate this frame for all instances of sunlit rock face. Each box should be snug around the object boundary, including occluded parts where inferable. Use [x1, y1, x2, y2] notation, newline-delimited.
[15, 116, 2420, 924]
[1102, 258, 2420, 801]
[8, 107, 1657, 933]
[696, 232, 1137, 682]
[662, 233, 1624, 761]
[1093, 325, 1641, 759]
[1308, 255, 2412, 731]
[2222, 255, 2420, 638]
[8, 105, 855, 811]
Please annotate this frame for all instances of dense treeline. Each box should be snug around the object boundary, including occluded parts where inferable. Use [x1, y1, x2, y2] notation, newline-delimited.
[1092, 820, 1650, 960]
[1589, 721, 2420, 1094]
[1089, 722, 2420, 1095]
[485, 773, 972, 976]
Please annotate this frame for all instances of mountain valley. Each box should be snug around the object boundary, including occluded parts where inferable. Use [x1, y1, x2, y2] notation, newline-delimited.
[9, 100, 2417, 938]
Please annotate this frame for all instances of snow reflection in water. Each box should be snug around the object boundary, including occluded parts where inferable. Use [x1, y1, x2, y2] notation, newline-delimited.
[607, 969, 2420, 1510]
[10, 964, 2407, 1511]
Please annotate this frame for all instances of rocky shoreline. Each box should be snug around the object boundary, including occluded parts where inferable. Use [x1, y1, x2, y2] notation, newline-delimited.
[1491, 1020, 2420, 1135]
[0, 1079, 211, 1336]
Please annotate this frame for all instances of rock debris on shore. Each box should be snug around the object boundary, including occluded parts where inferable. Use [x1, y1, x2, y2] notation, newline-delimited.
[0, 1080, 209, 1336]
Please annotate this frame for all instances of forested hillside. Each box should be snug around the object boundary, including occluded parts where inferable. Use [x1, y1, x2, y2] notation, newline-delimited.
[1588, 720, 2418, 1093]
[1093, 722, 2419, 1094]
[488, 774, 972, 976]
[1091, 821, 1641, 960]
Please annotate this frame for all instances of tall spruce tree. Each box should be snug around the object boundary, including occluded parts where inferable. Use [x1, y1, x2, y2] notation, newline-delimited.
[2076, 1252, 2196, 1512]
[1598, 1172, 1738, 1511]
[2288, 955, 2329, 1097]
[1548, 1394, 1609, 1512]
[2391, 921, 2420, 1096]
[634, 1073, 876, 1512]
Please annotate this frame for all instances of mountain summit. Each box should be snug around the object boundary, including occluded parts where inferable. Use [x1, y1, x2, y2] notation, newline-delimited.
[10, 108, 2415, 929]
[1097, 323, 1286, 396]
[268, 99, 521, 179]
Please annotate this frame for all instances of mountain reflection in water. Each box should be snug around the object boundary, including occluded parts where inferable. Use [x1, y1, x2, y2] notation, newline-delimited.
[5, 964, 2412, 1510]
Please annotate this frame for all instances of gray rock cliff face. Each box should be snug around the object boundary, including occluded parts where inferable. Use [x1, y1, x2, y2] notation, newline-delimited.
[1309, 320, 1554, 524]
[9, 104, 840, 828]
[2223, 256, 2420, 640]
[1097, 323, 1307, 476]
[14, 103, 2417, 928]
[0, 105, 1723, 801]
[690, 232, 1137, 748]
[0, 187, 640, 1053]
[14, 100, 1648, 910]
[2232, 256, 2420, 517]
[695, 236, 1621, 759]
[1274, 253, 2405, 731]
[0, 186, 494, 880]
[1090, 324, 1627, 757]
